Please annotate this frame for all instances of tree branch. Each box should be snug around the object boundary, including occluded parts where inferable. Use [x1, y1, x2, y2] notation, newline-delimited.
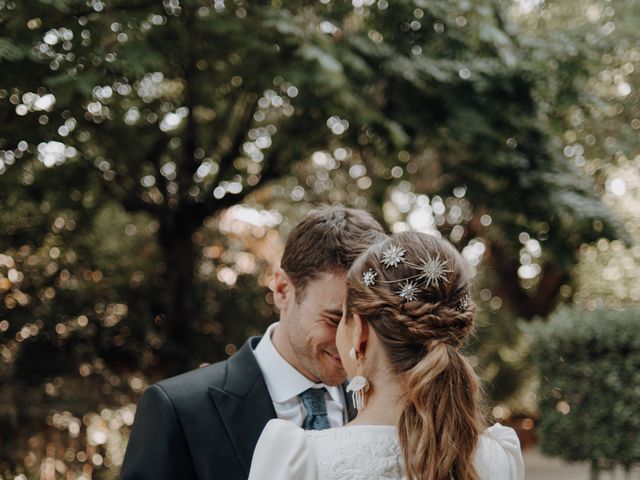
[65, 0, 160, 19]
[98, 171, 162, 216]
[147, 136, 169, 200]
[486, 239, 570, 319]
[211, 93, 259, 185]
[195, 146, 281, 223]
[177, 5, 200, 202]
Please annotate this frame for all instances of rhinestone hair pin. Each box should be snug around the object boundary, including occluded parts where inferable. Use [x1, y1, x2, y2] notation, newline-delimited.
[381, 245, 406, 269]
[456, 294, 471, 312]
[398, 280, 419, 302]
[375, 243, 453, 302]
[413, 253, 451, 289]
[362, 269, 378, 287]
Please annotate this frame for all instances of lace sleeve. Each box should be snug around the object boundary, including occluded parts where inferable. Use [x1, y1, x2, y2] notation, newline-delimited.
[473, 423, 525, 480]
[248, 419, 317, 480]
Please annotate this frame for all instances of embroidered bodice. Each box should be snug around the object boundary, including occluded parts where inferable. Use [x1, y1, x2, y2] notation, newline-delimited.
[248, 419, 525, 480]
[308, 426, 406, 480]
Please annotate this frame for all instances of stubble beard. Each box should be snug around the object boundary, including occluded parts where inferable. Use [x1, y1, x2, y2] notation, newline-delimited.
[287, 325, 345, 385]
[288, 326, 322, 381]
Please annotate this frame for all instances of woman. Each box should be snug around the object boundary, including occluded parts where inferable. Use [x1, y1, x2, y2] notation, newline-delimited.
[249, 232, 525, 480]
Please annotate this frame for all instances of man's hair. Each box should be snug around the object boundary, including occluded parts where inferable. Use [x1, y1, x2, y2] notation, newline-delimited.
[281, 206, 386, 296]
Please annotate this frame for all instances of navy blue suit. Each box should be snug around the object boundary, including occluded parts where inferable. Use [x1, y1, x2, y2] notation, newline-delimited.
[120, 337, 355, 479]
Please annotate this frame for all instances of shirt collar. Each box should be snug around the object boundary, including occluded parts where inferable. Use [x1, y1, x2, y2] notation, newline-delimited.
[253, 322, 344, 406]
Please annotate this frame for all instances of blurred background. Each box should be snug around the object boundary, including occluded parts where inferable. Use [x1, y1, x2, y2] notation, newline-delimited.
[0, 0, 638, 479]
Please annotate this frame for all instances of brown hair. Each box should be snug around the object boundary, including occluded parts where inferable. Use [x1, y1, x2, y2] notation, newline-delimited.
[281, 206, 386, 297]
[346, 231, 486, 480]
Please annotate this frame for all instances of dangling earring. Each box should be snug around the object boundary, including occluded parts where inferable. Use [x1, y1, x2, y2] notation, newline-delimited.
[346, 347, 369, 411]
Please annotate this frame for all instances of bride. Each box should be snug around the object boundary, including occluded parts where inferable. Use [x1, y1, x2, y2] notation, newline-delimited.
[249, 231, 525, 480]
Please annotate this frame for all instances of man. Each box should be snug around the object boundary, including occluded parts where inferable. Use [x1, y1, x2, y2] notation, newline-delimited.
[120, 206, 385, 479]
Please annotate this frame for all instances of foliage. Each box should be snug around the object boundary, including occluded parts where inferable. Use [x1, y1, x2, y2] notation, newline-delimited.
[472, 0, 640, 418]
[529, 307, 640, 473]
[0, 0, 636, 477]
[513, 0, 640, 308]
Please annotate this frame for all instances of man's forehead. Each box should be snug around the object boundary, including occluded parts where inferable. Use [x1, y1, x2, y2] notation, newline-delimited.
[293, 269, 346, 304]
[302, 270, 347, 290]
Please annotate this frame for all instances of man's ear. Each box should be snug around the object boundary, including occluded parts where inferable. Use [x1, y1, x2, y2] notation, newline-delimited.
[273, 268, 294, 311]
[351, 313, 369, 355]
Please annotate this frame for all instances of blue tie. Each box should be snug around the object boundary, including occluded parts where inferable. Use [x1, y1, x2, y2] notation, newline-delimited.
[299, 387, 331, 430]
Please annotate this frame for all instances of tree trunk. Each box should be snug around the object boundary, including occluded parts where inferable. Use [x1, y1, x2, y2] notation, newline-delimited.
[590, 460, 600, 480]
[157, 213, 200, 375]
[485, 239, 570, 319]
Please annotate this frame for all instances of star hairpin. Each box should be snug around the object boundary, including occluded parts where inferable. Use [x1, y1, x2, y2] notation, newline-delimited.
[381, 245, 406, 269]
[412, 253, 452, 289]
[398, 280, 419, 302]
[363, 242, 454, 302]
[362, 269, 378, 287]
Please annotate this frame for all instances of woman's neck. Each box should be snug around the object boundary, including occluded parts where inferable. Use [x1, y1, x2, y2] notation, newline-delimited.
[347, 367, 404, 426]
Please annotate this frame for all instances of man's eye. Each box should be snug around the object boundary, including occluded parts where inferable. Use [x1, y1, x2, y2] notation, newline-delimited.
[326, 318, 340, 327]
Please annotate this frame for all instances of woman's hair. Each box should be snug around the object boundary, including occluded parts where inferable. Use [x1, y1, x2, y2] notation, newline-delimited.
[345, 231, 486, 480]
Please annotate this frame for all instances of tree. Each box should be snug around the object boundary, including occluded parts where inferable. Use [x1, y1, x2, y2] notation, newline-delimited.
[1, 0, 624, 352]
[0, 1, 631, 475]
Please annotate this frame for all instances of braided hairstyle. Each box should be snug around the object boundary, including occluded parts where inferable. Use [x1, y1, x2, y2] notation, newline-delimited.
[345, 231, 486, 480]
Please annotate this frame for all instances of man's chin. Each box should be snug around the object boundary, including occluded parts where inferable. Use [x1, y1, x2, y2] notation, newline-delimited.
[318, 352, 346, 385]
[318, 368, 347, 387]
[325, 376, 347, 387]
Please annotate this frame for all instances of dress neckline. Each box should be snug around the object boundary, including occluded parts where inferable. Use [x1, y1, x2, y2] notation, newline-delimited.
[341, 424, 397, 430]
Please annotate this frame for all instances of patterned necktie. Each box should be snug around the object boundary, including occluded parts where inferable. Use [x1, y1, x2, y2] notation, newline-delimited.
[299, 387, 331, 430]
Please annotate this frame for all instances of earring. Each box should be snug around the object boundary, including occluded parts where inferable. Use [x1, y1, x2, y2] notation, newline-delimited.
[346, 348, 369, 411]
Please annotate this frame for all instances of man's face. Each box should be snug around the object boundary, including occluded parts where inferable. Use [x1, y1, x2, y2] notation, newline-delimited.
[280, 271, 347, 386]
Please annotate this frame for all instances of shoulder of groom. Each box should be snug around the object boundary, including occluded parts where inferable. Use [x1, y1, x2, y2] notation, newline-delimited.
[153, 336, 260, 403]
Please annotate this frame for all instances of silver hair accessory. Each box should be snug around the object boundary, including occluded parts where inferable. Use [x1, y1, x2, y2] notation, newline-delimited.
[398, 280, 419, 302]
[370, 243, 453, 302]
[456, 294, 471, 312]
[414, 253, 452, 289]
[381, 245, 406, 269]
[362, 269, 378, 287]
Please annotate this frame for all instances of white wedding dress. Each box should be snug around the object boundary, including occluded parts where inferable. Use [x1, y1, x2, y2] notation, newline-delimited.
[249, 419, 525, 480]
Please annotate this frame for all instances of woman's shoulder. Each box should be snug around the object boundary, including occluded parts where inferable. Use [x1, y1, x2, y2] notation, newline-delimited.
[478, 423, 523, 454]
[256, 419, 311, 450]
[261, 418, 306, 437]
[249, 420, 316, 480]
[474, 423, 525, 480]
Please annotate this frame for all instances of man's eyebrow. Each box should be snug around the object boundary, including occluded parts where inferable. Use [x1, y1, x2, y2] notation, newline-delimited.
[323, 309, 343, 318]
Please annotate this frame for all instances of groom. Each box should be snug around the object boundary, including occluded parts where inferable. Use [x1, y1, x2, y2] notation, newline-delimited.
[120, 206, 385, 479]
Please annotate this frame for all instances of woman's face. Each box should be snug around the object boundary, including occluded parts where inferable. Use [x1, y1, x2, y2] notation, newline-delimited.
[336, 301, 357, 379]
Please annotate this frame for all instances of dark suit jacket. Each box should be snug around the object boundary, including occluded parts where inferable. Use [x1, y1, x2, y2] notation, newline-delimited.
[120, 336, 356, 480]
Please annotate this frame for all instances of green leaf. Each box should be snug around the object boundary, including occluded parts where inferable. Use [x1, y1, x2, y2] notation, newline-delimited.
[37, 0, 72, 12]
[0, 38, 24, 62]
[384, 120, 410, 147]
[298, 44, 343, 73]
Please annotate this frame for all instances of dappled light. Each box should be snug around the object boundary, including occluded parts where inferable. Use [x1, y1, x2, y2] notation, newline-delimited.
[1, 0, 639, 478]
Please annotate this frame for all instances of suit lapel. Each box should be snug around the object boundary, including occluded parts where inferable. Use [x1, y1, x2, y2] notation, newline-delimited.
[208, 337, 276, 476]
[208, 337, 358, 475]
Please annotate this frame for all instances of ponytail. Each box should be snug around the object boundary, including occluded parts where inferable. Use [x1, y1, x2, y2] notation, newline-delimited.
[398, 342, 484, 480]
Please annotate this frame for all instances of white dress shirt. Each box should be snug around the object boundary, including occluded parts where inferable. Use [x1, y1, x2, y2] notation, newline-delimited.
[253, 322, 346, 428]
